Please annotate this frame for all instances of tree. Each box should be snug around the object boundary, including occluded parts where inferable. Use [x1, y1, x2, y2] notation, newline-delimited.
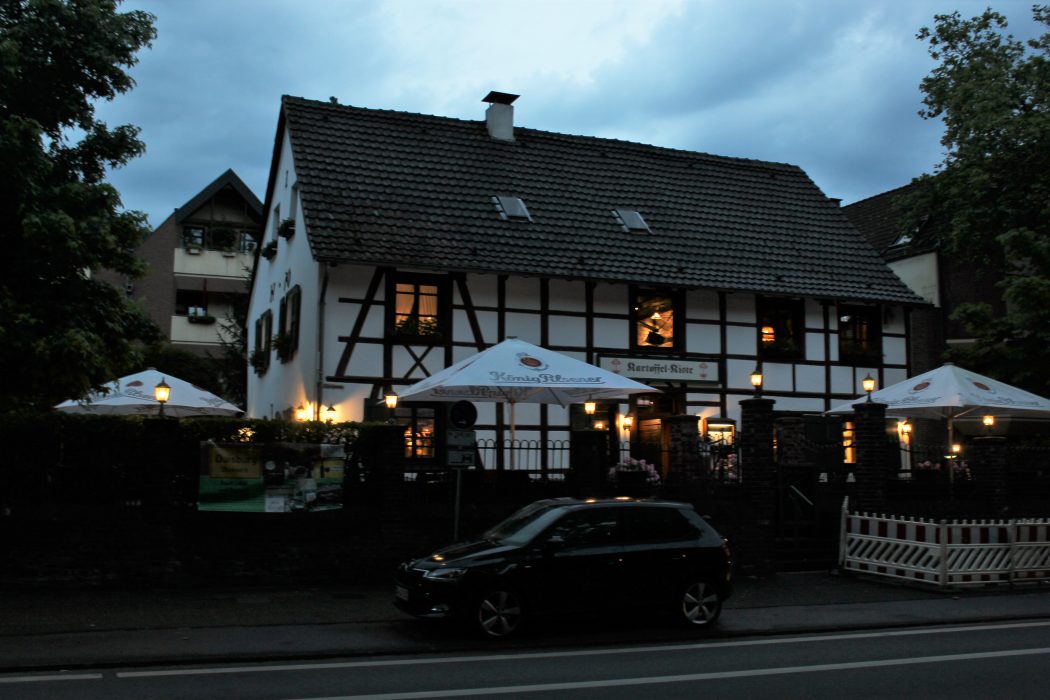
[0, 0, 160, 409]
[902, 6, 1050, 394]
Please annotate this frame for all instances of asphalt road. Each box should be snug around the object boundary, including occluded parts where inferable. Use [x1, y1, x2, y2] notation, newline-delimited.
[3, 619, 1049, 699]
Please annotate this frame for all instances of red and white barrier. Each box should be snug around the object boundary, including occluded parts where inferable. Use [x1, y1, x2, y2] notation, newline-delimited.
[839, 498, 1050, 587]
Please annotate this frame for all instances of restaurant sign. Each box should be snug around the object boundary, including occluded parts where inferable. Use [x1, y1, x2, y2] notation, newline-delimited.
[598, 356, 719, 384]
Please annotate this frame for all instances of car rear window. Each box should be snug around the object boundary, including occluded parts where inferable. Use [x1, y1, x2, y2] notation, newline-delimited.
[623, 507, 702, 543]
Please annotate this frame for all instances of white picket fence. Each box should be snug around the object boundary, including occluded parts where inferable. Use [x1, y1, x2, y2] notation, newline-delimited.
[838, 498, 1050, 587]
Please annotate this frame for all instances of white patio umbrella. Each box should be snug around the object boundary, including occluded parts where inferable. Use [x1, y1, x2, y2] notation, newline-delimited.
[394, 338, 657, 466]
[826, 363, 1050, 420]
[827, 363, 1050, 477]
[55, 368, 243, 417]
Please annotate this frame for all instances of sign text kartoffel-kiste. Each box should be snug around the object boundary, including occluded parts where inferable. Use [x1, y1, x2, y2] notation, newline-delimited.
[598, 356, 719, 383]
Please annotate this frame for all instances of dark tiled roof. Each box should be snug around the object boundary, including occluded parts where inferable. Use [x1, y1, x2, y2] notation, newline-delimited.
[176, 169, 264, 224]
[843, 182, 937, 261]
[277, 95, 924, 305]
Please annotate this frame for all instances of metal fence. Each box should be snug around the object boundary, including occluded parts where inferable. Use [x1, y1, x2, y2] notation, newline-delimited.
[397, 437, 740, 485]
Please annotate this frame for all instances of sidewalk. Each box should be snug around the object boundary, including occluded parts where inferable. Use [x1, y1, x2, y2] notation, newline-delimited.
[1, 571, 1049, 672]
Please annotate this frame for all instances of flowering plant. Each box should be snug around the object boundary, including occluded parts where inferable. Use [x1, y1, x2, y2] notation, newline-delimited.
[608, 456, 661, 484]
[915, 460, 941, 471]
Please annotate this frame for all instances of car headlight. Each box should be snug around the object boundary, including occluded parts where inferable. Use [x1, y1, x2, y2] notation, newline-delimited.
[423, 567, 468, 581]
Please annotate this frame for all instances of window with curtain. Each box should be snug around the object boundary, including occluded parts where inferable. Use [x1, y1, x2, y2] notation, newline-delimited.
[389, 274, 446, 339]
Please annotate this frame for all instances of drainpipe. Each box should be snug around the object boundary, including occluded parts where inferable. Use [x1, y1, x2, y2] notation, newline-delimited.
[315, 262, 330, 420]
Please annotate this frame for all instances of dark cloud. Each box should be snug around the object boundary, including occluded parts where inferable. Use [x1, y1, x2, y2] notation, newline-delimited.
[94, 0, 1044, 227]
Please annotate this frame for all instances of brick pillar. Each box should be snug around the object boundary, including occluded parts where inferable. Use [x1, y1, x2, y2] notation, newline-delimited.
[740, 398, 776, 573]
[970, 435, 1007, 514]
[666, 414, 703, 482]
[373, 424, 412, 542]
[852, 401, 888, 513]
[571, 430, 611, 496]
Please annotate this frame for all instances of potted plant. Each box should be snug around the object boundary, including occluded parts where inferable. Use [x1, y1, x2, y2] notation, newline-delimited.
[273, 332, 295, 362]
[188, 314, 216, 325]
[249, 348, 269, 375]
[394, 316, 440, 338]
[210, 225, 238, 254]
[607, 456, 661, 487]
[278, 218, 295, 239]
[261, 240, 278, 260]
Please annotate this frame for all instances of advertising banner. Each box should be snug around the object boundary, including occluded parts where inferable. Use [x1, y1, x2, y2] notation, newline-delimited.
[199, 442, 345, 513]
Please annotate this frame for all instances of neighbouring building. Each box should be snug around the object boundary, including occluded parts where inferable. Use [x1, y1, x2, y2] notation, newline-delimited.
[118, 169, 264, 356]
[843, 183, 1006, 374]
[246, 92, 925, 472]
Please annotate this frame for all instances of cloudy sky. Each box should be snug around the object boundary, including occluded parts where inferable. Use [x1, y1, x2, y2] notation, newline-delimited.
[95, 0, 1044, 229]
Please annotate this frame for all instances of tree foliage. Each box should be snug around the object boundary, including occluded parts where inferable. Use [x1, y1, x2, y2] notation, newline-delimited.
[0, 0, 160, 409]
[903, 5, 1050, 393]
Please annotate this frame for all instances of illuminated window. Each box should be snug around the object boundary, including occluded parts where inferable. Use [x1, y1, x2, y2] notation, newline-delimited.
[633, 290, 678, 349]
[757, 297, 804, 359]
[843, 420, 855, 464]
[395, 406, 436, 460]
[838, 305, 882, 362]
[389, 274, 446, 340]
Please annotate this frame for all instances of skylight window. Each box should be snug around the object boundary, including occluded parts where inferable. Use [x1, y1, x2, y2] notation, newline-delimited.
[891, 232, 913, 246]
[493, 196, 532, 221]
[613, 209, 650, 233]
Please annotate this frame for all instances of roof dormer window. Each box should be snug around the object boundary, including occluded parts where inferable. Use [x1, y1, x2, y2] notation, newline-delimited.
[613, 208, 650, 233]
[493, 196, 532, 222]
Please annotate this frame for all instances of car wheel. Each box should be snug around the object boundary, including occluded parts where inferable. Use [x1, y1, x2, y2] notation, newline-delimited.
[475, 588, 525, 638]
[678, 579, 722, 627]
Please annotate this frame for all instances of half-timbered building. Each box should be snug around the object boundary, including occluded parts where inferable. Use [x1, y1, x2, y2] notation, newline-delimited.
[246, 92, 924, 474]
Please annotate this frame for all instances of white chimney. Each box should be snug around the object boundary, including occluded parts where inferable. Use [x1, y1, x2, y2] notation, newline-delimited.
[483, 91, 519, 142]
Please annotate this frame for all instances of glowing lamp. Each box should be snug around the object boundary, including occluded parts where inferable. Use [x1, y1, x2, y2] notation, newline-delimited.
[154, 378, 171, 417]
[862, 374, 875, 400]
[749, 366, 763, 397]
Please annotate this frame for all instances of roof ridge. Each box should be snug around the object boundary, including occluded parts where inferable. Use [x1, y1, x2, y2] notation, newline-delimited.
[844, 181, 916, 208]
[281, 94, 803, 174]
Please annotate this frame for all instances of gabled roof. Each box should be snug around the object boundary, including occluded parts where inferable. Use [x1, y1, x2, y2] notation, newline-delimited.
[273, 95, 924, 305]
[843, 182, 937, 261]
[175, 169, 264, 224]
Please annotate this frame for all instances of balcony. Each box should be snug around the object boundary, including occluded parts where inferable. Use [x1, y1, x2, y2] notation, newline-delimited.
[173, 248, 253, 293]
[170, 313, 236, 347]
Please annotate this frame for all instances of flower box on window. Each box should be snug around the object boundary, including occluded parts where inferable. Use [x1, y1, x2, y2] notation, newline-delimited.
[187, 315, 216, 325]
[278, 219, 295, 239]
[273, 332, 296, 362]
[394, 316, 440, 338]
[250, 349, 269, 375]
[261, 240, 278, 260]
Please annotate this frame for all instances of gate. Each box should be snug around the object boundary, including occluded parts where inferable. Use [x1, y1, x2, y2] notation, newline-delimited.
[774, 415, 848, 568]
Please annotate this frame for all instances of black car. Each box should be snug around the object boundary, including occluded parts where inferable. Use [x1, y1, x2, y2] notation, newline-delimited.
[394, 497, 732, 638]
